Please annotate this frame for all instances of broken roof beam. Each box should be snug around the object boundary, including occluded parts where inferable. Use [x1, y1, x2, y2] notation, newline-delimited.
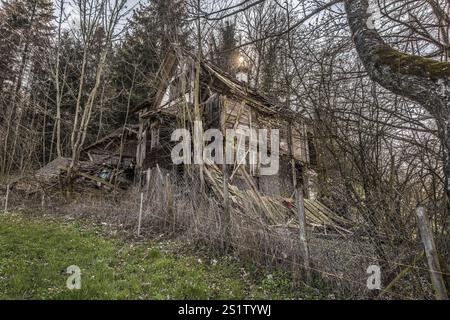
[140, 52, 179, 118]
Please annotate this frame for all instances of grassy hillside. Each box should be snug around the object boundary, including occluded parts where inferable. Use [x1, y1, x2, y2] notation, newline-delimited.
[0, 212, 320, 300]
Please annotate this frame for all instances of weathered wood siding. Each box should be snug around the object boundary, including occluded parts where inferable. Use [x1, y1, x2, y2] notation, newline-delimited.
[219, 96, 309, 164]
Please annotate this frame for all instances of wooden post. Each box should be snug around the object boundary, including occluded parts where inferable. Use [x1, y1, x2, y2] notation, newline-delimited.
[137, 192, 144, 236]
[165, 174, 174, 230]
[146, 169, 151, 185]
[288, 124, 311, 283]
[146, 169, 151, 192]
[4, 184, 10, 211]
[301, 123, 311, 199]
[222, 163, 231, 246]
[41, 192, 45, 210]
[220, 95, 231, 247]
[416, 207, 448, 300]
[303, 165, 310, 200]
[136, 116, 147, 186]
[295, 184, 312, 283]
[193, 23, 204, 190]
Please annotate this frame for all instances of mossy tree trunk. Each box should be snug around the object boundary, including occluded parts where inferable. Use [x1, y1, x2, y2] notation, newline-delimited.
[345, 0, 449, 292]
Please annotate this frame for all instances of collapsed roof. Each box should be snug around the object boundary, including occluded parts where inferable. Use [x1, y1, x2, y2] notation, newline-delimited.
[133, 48, 305, 122]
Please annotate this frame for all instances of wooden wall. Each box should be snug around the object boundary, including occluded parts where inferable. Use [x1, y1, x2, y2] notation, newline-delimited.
[217, 95, 310, 164]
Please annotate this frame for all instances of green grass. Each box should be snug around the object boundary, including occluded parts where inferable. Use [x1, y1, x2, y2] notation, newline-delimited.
[0, 212, 320, 300]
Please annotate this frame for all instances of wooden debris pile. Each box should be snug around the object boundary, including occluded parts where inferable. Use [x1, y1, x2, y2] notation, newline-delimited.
[202, 160, 353, 235]
[36, 157, 97, 182]
[34, 157, 131, 192]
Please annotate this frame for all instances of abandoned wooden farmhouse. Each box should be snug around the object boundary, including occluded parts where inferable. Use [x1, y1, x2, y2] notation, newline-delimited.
[83, 49, 319, 200]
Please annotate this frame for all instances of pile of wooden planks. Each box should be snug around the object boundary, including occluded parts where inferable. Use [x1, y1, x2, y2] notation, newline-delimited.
[201, 159, 353, 235]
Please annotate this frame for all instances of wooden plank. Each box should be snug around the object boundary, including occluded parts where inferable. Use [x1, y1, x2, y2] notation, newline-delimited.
[288, 124, 311, 284]
[295, 187, 311, 283]
[137, 192, 144, 236]
[4, 184, 10, 211]
[416, 207, 448, 300]
[58, 166, 120, 189]
[151, 53, 177, 112]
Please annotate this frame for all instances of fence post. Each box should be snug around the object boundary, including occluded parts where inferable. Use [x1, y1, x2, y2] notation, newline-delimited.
[165, 174, 174, 230]
[220, 95, 231, 248]
[295, 185, 312, 284]
[4, 184, 10, 212]
[137, 191, 144, 236]
[288, 124, 311, 284]
[415, 207, 448, 300]
[146, 169, 151, 191]
[222, 163, 231, 247]
[41, 192, 45, 210]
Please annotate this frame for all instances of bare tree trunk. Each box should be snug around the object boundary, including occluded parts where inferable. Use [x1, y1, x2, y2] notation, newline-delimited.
[66, 0, 127, 190]
[194, 0, 204, 189]
[54, 0, 66, 158]
[345, 0, 450, 212]
[345, 0, 450, 292]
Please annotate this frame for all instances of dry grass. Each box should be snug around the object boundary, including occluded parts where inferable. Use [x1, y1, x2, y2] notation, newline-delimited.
[1, 169, 436, 299]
